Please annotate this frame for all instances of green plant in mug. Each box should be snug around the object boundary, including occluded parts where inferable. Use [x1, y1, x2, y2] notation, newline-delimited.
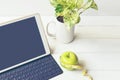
[50, 0, 98, 28]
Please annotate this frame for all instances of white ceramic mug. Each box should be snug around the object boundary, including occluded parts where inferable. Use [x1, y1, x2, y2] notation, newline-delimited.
[46, 21, 75, 43]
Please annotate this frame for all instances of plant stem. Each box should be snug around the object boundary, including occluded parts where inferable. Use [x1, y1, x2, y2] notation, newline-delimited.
[79, 8, 86, 15]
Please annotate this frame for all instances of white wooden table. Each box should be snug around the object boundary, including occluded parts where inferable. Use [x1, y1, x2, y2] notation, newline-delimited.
[41, 16, 120, 80]
[0, 16, 120, 80]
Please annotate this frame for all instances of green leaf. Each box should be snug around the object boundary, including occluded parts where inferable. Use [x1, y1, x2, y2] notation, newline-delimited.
[55, 4, 64, 13]
[76, 0, 84, 9]
[91, 1, 98, 10]
[66, 0, 84, 10]
[82, 0, 93, 9]
[55, 7, 69, 17]
[50, 0, 58, 7]
[63, 10, 80, 28]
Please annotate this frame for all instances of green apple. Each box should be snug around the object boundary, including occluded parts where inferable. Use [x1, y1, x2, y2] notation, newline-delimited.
[60, 51, 93, 80]
[60, 51, 82, 70]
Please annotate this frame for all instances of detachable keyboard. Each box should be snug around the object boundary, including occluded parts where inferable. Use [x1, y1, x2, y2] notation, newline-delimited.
[0, 54, 63, 80]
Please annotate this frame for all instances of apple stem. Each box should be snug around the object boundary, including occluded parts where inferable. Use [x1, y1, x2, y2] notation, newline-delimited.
[66, 53, 70, 58]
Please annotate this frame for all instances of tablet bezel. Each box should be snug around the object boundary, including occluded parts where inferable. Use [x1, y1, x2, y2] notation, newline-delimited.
[0, 13, 50, 73]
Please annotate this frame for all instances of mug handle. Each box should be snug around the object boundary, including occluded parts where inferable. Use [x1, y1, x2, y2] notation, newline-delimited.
[46, 21, 56, 38]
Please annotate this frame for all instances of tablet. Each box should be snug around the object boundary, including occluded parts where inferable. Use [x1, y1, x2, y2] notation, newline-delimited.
[0, 13, 50, 73]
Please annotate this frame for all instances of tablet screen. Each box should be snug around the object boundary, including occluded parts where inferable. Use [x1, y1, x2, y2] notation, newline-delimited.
[0, 16, 46, 72]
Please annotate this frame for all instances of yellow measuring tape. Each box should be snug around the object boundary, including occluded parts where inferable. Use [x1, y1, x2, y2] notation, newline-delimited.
[82, 69, 93, 80]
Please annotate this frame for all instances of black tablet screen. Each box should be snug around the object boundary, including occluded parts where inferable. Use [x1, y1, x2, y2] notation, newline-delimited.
[0, 17, 45, 71]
